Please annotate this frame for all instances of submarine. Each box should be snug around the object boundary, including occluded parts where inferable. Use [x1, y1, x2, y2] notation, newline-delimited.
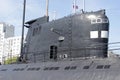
[0, 0, 120, 80]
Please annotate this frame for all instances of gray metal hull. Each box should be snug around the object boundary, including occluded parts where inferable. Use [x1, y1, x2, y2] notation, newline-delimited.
[0, 57, 120, 80]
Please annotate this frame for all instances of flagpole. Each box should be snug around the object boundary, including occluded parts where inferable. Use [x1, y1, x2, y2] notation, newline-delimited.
[20, 0, 26, 60]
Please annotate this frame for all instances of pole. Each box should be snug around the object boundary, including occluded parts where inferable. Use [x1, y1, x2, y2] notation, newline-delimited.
[20, 0, 26, 58]
[83, 0, 85, 11]
[46, 0, 49, 16]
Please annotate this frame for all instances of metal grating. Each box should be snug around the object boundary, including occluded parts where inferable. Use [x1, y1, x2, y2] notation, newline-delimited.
[96, 65, 104, 69]
[104, 65, 111, 69]
[44, 67, 60, 70]
[27, 67, 40, 71]
[83, 66, 89, 69]
[13, 68, 24, 71]
[1, 69, 7, 71]
[64, 66, 77, 70]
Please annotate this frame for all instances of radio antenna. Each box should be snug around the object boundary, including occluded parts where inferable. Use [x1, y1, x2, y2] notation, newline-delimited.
[46, 0, 49, 16]
[83, 0, 85, 11]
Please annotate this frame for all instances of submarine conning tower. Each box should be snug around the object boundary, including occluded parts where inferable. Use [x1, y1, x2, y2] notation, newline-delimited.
[79, 9, 109, 58]
[24, 9, 109, 62]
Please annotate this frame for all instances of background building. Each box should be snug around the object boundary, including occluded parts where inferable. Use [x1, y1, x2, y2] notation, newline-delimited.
[0, 22, 14, 38]
[3, 37, 22, 62]
[0, 22, 14, 63]
[0, 22, 23, 64]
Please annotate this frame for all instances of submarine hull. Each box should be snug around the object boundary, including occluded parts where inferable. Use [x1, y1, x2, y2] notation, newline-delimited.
[0, 58, 120, 80]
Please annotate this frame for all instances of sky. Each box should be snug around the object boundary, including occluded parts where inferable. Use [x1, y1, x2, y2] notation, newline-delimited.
[0, 0, 120, 53]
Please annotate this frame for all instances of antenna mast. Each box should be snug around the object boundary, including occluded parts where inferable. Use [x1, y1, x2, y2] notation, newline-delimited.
[83, 0, 85, 11]
[46, 0, 49, 16]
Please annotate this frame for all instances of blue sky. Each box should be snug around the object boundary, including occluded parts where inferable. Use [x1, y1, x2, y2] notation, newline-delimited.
[0, 0, 120, 53]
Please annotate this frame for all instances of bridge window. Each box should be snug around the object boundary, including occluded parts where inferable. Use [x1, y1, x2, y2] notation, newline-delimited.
[101, 31, 108, 38]
[91, 18, 108, 24]
[90, 31, 98, 38]
[91, 19, 96, 23]
[102, 19, 108, 23]
[97, 18, 102, 23]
